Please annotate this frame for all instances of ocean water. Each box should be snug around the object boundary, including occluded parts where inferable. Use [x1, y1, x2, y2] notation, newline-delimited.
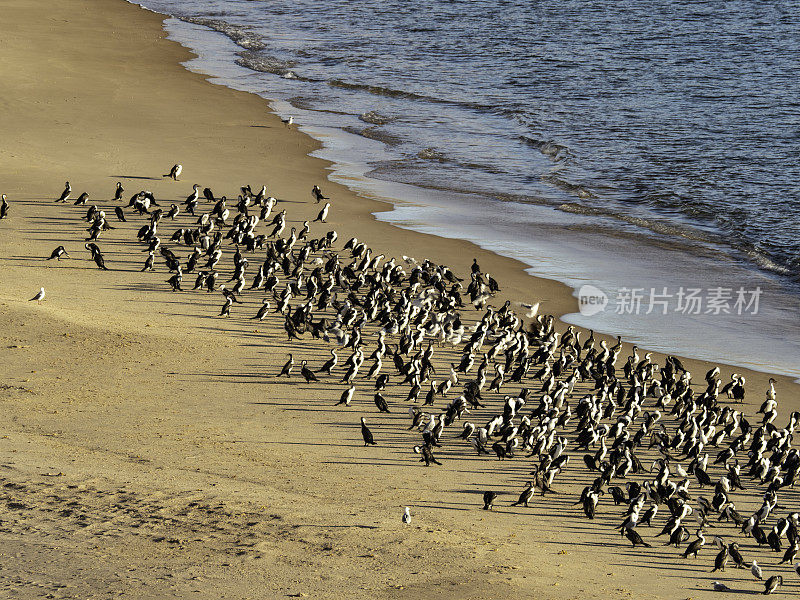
[131, 0, 800, 380]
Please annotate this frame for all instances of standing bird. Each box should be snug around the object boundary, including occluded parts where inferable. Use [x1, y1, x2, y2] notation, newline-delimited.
[402, 507, 411, 525]
[683, 529, 706, 558]
[712, 544, 729, 572]
[164, 164, 182, 180]
[47, 246, 70, 261]
[142, 251, 155, 272]
[312, 185, 328, 203]
[482, 491, 498, 510]
[0, 194, 8, 219]
[281, 116, 294, 128]
[219, 297, 232, 316]
[314, 202, 330, 223]
[300, 360, 319, 383]
[360, 417, 377, 446]
[113, 181, 124, 201]
[335, 385, 355, 407]
[373, 392, 390, 413]
[277, 354, 294, 377]
[29, 287, 45, 304]
[253, 299, 271, 320]
[114, 206, 126, 222]
[751, 560, 763, 580]
[624, 526, 651, 548]
[85, 243, 109, 270]
[510, 482, 535, 507]
[57, 181, 71, 202]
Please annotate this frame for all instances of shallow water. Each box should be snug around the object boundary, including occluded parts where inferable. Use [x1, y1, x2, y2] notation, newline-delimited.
[131, 1, 800, 380]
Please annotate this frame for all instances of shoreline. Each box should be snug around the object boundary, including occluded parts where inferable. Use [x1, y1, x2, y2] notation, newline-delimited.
[1, 1, 799, 598]
[153, 10, 800, 383]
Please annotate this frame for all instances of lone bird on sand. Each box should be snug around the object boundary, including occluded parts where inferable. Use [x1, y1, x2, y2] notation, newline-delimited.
[0, 194, 8, 219]
[314, 202, 330, 223]
[113, 181, 124, 201]
[402, 507, 411, 525]
[47, 246, 70, 260]
[29, 287, 45, 304]
[482, 491, 498, 510]
[360, 417, 377, 446]
[164, 164, 182, 181]
[281, 116, 294, 128]
[312, 185, 328, 203]
[56, 181, 71, 203]
[712, 581, 729, 592]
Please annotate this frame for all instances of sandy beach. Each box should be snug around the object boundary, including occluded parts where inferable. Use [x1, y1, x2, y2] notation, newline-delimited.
[2, 0, 799, 598]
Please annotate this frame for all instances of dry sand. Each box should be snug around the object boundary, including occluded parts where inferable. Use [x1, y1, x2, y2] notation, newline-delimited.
[2, 0, 799, 598]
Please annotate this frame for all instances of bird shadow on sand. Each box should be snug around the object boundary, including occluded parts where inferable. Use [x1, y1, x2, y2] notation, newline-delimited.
[110, 175, 163, 181]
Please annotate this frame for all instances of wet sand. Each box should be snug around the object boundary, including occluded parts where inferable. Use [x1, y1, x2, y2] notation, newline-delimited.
[1, 0, 799, 598]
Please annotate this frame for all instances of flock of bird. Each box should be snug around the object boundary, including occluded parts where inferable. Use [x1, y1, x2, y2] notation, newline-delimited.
[6, 163, 800, 596]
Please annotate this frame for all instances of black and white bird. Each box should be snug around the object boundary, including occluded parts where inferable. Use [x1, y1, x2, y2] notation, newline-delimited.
[113, 181, 124, 201]
[402, 507, 411, 525]
[312, 185, 328, 203]
[277, 354, 294, 377]
[29, 287, 45, 304]
[482, 491, 498, 510]
[300, 360, 319, 383]
[164, 164, 182, 181]
[335, 385, 355, 406]
[57, 181, 71, 203]
[253, 299, 271, 320]
[0, 194, 8, 219]
[47, 246, 70, 261]
[85, 243, 109, 270]
[314, 202, 330, 223]
[360, 417, 377, 446]
[762, 575, 782, 595]
[281, 116, 294, 127]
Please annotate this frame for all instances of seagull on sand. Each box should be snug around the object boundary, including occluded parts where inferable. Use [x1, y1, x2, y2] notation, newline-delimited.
[712, 581, 729, 592]
[518, 301, 540, 318]
[163, 164, 182, 181]
[751, 560, 763, 580]
[29, 287, 45, 304]
[281, 116, 294, 128]
[402, 507, 411, 525]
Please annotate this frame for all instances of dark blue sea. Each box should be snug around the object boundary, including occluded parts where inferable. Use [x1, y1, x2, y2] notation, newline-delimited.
[132, 0, 800, 379]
